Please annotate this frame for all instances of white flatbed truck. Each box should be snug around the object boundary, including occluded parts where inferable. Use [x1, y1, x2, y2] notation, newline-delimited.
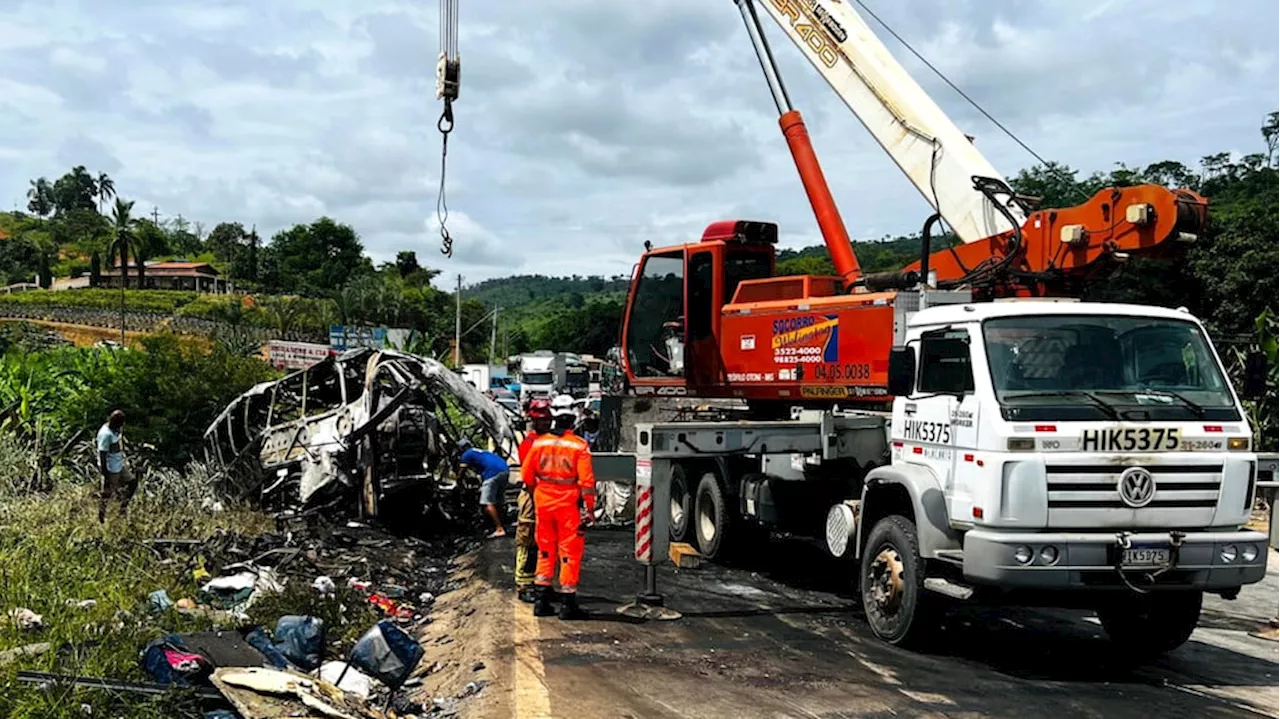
[599, 298, 1270, 655]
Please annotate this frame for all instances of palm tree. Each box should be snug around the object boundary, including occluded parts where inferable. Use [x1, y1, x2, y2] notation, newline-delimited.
[110, 198, 136, 289]
[26, 178, 53, 217]
[95, 172, 115, 215]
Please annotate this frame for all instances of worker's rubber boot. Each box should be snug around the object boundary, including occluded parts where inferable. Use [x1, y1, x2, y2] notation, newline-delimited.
[533, 587, 557, 617]
[517, 587, 538, 604]
[558, 593, 588, 621]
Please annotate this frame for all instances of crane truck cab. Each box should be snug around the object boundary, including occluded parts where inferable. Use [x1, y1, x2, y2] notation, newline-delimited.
[857, 299, 1267, 651]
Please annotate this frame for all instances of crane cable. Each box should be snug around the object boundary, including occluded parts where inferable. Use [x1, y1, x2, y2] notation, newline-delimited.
[436, 0, 461, 258]
[851, 0, 1052, 170]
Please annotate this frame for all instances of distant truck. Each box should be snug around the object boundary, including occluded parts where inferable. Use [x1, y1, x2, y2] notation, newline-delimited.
[561, 353, 590, 400]
[517, 351, 591, 403]
[519, 352, 557, 404]
[458, 364, 509, 394]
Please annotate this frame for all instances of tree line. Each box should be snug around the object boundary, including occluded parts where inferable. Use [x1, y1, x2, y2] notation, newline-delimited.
[2, 111, 1274, 363]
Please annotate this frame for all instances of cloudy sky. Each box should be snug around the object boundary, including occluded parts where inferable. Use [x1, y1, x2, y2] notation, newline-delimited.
[2, 0, 1275, 286]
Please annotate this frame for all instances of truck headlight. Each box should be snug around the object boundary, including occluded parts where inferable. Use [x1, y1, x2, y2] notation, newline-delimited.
[1039, 545, 1059, 565]
[1014, 545, 1034, 564]
[1220, 544, 1238, 563]
[1241, 544, 1258, 562]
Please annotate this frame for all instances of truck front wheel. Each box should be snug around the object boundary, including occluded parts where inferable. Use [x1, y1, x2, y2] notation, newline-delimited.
[1097, 590, 1202, 657]
[860, 515, 936, 647]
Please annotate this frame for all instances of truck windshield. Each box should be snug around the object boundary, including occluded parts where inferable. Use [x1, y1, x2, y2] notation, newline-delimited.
[522, 372, 553, 385]
[983, 315, 1239, 421]
[566, 372, 588, 388]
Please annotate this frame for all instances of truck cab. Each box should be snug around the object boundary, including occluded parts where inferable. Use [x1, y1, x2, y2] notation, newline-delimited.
[519, 353, 556, 404]
[863, 300, 1267, 649]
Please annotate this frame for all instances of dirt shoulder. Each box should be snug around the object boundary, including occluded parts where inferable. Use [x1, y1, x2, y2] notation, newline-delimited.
[410, 546, 517, 718]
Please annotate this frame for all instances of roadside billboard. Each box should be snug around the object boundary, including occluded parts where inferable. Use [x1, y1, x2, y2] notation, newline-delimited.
[329, 325, 387, 351]
[268, 340, 333, 371]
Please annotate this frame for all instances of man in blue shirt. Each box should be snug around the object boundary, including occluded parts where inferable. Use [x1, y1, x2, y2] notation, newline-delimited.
[457, 439, 511, 538]
[96, 410, 136, 523]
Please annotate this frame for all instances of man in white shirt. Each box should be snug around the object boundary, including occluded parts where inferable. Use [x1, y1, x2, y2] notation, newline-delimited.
[96, 410, 135, 523]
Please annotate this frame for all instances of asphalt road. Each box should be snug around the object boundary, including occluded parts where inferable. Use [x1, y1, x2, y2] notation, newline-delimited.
[480, 528, 1279, 719]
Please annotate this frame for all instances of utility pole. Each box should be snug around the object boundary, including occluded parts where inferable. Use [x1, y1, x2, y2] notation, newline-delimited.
[488, 305, 499, 365]
[151, 206, 160, 225]
[453, 274, 463, 367]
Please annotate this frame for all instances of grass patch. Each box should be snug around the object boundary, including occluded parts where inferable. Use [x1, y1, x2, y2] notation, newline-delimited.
[0, 434, 370, 718]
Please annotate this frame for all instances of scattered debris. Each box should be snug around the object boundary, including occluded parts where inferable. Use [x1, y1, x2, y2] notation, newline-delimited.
[460, 679, 486, 697]
[319, 661, 376, 700]
[211, 667, 363, 719]
[349, 620, 425, 690]
[0, 642, 50, 666]
[313, 575, 337, 596]
[148, 589, 175, 613]
[273, 615, 326, 670]
[8, 607, 43, 631]
[198, 563, 283, 614]
[65, 599, 98, 610]
[16, 670, 224, 700]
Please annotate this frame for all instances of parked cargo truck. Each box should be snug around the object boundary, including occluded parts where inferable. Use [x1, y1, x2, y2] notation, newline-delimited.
[610, 297, 1269, 653]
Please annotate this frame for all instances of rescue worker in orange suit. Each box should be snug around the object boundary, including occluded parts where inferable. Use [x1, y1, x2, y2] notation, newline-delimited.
[514, 398, 553, 603]
[520, 394, 596, 619]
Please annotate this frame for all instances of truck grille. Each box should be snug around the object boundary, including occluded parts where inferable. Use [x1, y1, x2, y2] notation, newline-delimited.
[1045, 463, 1221, 528]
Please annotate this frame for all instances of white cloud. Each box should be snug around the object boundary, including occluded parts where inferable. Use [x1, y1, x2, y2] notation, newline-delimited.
[0, 0, 1274, 284]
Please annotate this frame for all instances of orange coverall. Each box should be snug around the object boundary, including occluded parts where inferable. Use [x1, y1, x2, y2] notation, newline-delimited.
[519, 429, 596, 594]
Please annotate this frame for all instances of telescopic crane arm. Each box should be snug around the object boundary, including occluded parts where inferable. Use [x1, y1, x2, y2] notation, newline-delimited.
[742, 0, 1207, 298]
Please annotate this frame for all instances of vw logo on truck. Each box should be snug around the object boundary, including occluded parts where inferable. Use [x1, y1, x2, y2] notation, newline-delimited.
[1118, 467, 1157, 508]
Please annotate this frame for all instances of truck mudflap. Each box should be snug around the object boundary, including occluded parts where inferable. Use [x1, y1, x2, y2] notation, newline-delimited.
[961, 528, 1269, 591]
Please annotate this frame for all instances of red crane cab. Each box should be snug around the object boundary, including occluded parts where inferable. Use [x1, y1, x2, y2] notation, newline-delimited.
[619, 219, 902, 404]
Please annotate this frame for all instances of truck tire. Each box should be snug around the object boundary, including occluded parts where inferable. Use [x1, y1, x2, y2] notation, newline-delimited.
[1097, 590, 1202, 657]
[860, 514, 936, 647]
[694, 471, 731, 560]
[669, 463, 693, 544]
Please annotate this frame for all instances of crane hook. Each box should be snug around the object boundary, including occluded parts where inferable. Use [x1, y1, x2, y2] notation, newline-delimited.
[437, 98, 454, 258]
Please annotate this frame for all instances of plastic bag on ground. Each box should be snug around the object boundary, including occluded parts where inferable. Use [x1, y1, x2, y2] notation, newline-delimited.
[243, 627, 291, 669]
[273, 615, 326, 670]
[348, 620, 424, 690]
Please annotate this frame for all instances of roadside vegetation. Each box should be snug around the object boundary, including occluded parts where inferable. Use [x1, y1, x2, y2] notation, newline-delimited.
[0, 432, 386, 719]
[0, 433, 265, 718]
[0, 329, 277, 464]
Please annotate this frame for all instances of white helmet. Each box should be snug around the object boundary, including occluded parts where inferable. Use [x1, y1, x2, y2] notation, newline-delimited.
[550, 393, 576, 418]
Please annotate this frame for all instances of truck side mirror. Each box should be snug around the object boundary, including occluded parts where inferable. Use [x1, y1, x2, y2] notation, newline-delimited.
[1243, 350, 1268, 400]
[888, 346, 916, 397]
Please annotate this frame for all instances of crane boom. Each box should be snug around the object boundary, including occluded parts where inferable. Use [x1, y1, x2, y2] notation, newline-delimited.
[752, 0, 1026, 245]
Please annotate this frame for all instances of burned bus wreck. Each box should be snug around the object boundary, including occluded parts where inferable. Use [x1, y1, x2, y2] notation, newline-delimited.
[203, 348, 519, 521]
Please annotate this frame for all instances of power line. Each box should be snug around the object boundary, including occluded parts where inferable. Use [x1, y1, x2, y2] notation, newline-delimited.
[851, 0, 1053, 169]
